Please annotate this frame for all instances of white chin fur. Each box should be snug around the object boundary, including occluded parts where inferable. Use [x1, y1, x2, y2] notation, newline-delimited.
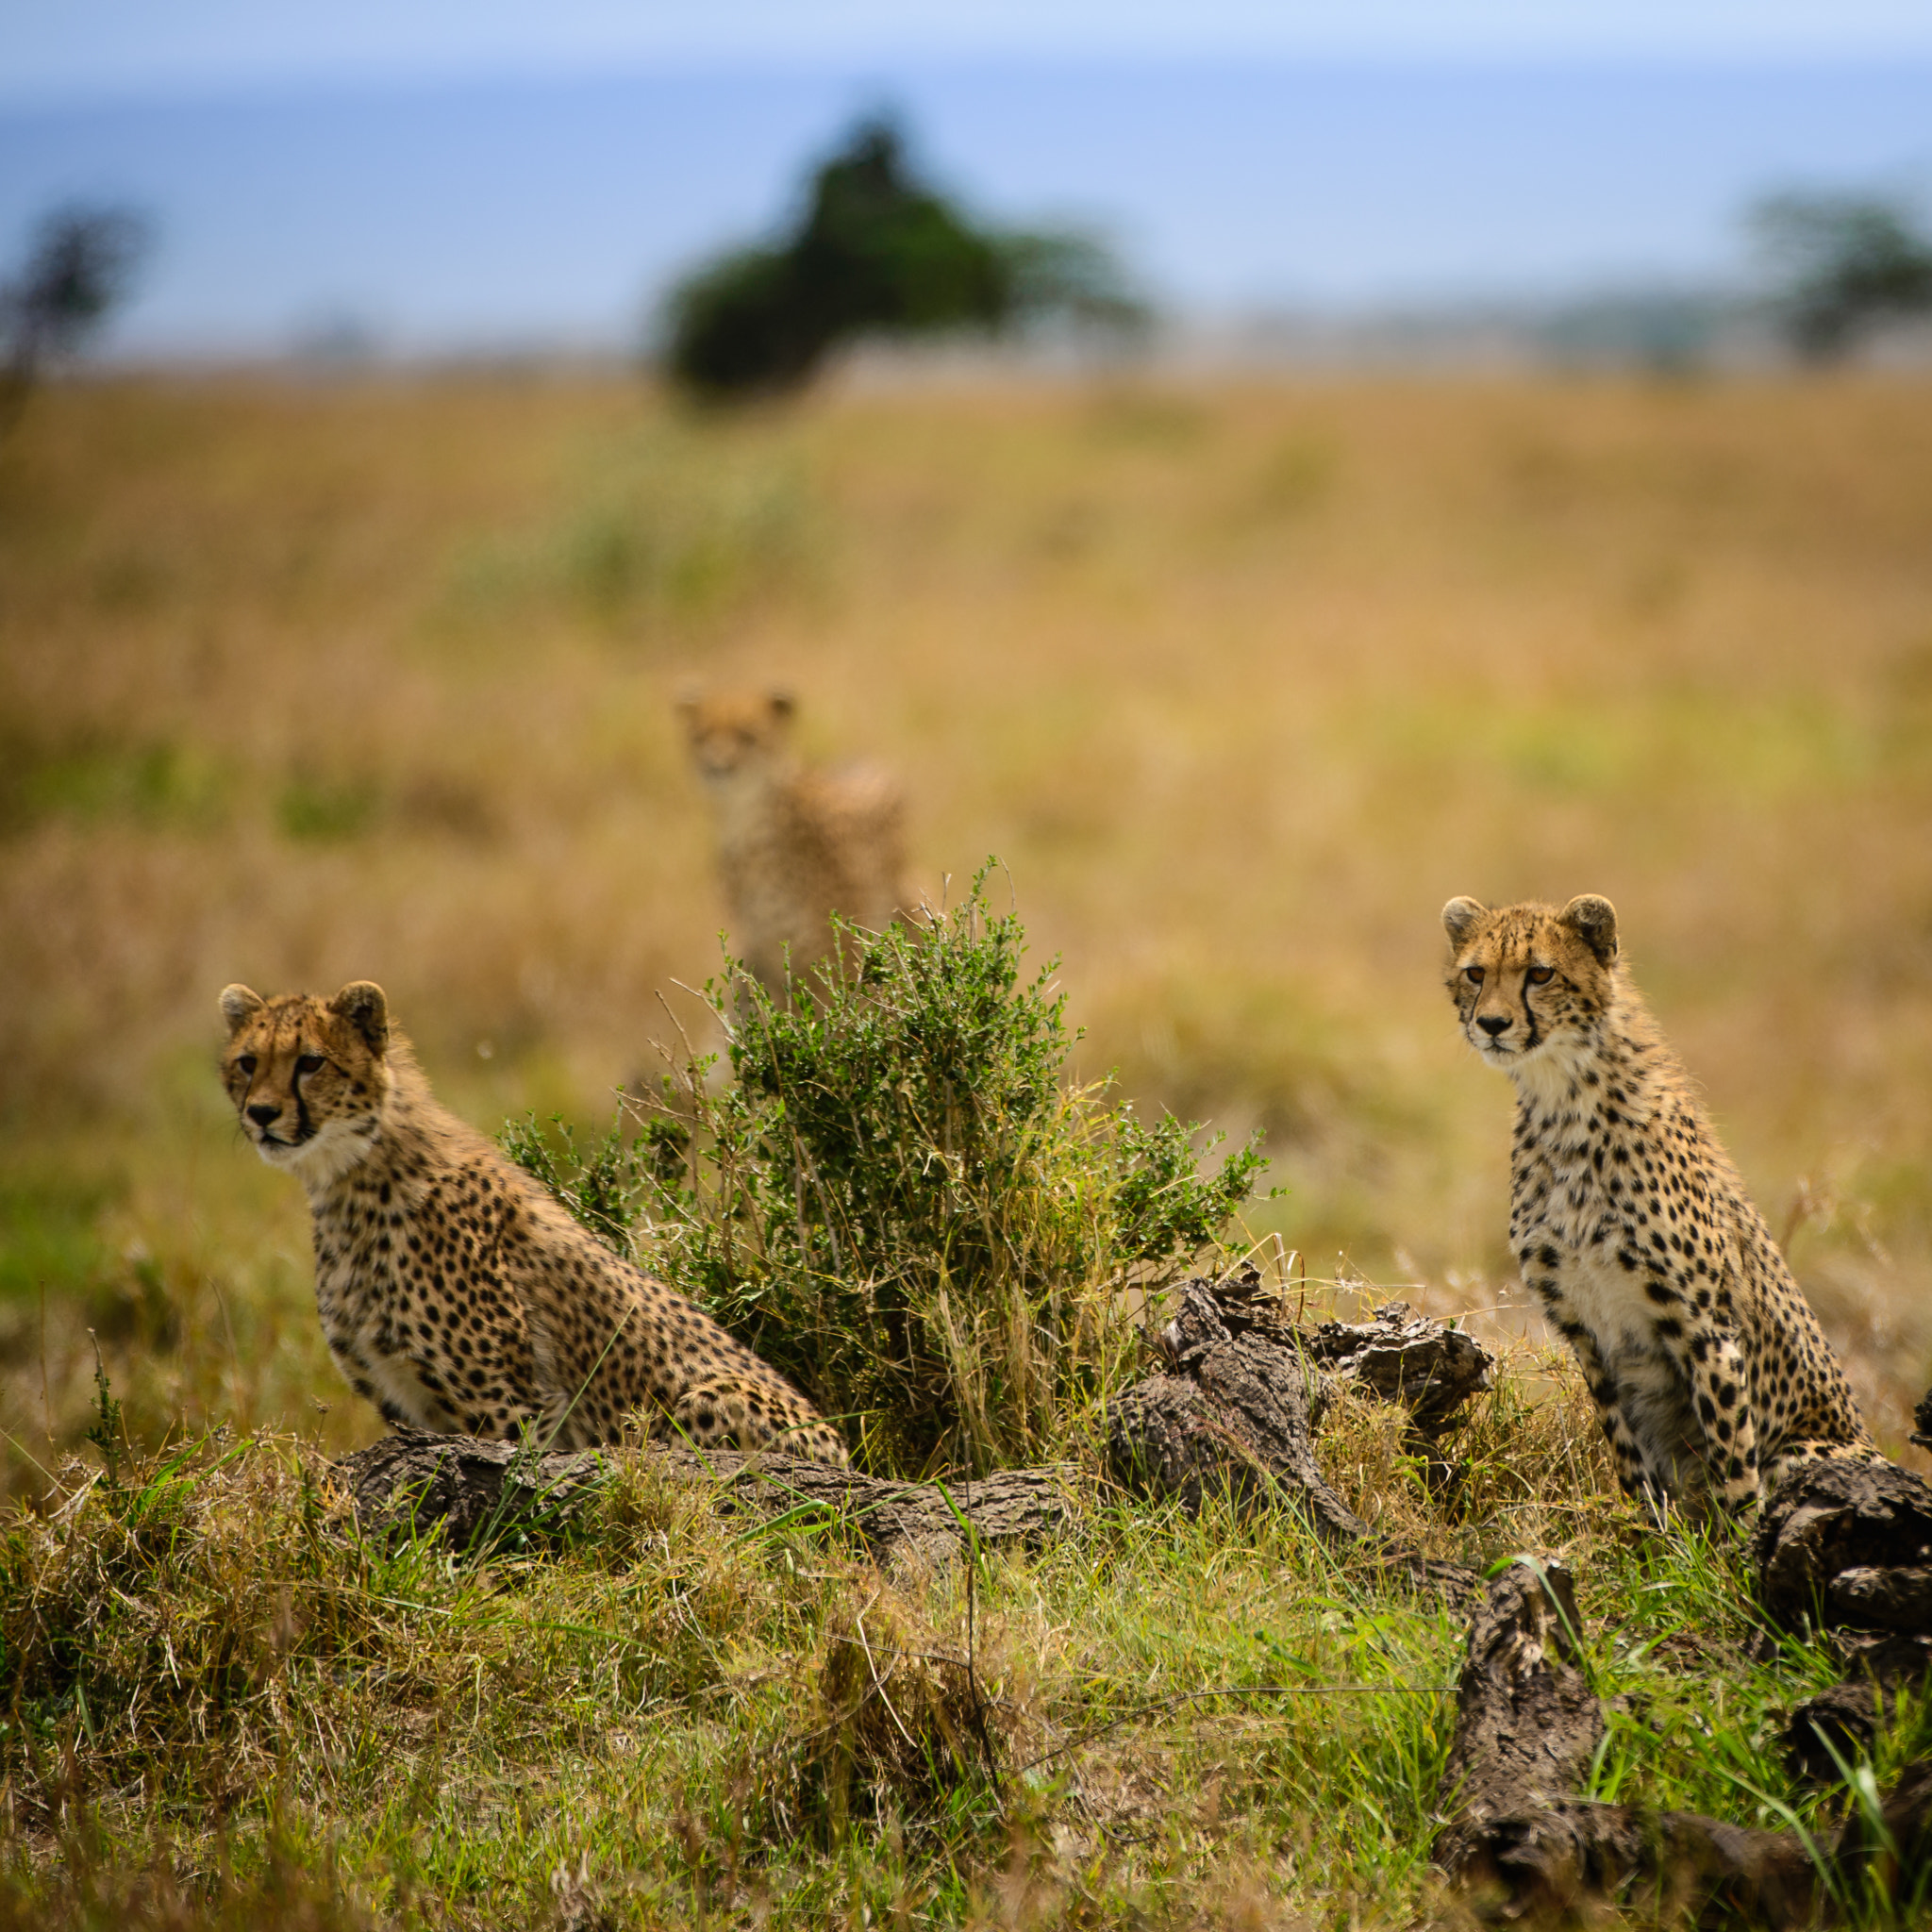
[258, 1118, 377, 1191]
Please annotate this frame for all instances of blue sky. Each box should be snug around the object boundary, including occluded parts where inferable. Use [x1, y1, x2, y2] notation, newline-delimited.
[2, 4, 1929, 355]
[9, 0, 1932, 99]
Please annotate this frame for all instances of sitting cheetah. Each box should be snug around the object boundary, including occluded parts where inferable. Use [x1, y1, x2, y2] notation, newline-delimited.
[677, 686, 913, 997]
[218, 978, 846, 1461]
[1442, 893, 1875, 1516]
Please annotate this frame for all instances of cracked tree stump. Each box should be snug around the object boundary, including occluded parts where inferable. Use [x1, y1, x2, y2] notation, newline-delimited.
[1778, 1635, 1932, 1788]
[1753, 1458, 1932, 1637]
[1107, 1274, 1485, 1604]
[338, 1428, 1078, 1562]
[1299, 1297, 1497, 1438]
[1432, 1560, 1607, 1892]
[1433, 1558, 1932, 1925]
[1751, 1461, 1932, 1799]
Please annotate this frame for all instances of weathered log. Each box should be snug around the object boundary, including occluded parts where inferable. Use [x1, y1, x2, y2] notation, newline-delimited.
[1152, 1268, 1497, 1440]
[1116, 1279, 1368, 1538]
[1781, 1634, 1932, 1787]
[337, 1428, 1078, 1561]
[1299, 1299, 1496, 1439]
[1434, 1558, 1932, 1924]
[341, 1277, 1491, 1589]
[1110, 1277, 1480, 1605]
[1830, 1564, 1932, 1632]
[336, 1430, 606, 1552]
[1431, 1561, 1607, 1894]
[1753, 1457, 1932, 1636]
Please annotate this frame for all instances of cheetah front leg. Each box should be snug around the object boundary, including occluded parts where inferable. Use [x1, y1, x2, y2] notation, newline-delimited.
[1560, 1326, 1674, 1517]
[1680, 1325, 1761, 1515]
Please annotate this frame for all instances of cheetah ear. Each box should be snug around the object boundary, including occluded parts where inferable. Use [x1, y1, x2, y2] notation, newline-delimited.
[329, 980, 391, 1057]
[673, 680, 701, 729]
[1441, 897, 1487, 949]
[766, 689, 796, 724]
[219, 984, 265, 1036]
[1559, 893, 1619, 964]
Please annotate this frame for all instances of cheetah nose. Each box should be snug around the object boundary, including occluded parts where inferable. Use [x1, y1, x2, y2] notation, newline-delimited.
[1476, 1015, 1511, 1038]
[246, 1102, 282, 1126]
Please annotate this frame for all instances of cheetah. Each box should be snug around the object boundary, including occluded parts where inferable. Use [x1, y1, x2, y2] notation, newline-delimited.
[1441, 892, 1876, 1517]
[677, 686, 913, 998]
[218, 978, 847, 1461]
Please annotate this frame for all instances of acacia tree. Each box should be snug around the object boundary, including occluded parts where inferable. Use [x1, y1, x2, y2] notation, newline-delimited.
[0, 203, 151, 437]
[1751, 191, 1932, 363]
[660, 118, 1144, 400]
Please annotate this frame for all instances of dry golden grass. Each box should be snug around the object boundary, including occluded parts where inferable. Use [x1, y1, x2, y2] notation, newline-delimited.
[3, 366, 1931, 1482]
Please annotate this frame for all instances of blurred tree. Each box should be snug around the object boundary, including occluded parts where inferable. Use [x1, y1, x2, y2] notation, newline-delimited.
[0, 203, 152, 438]
[1750, 191, 1932, 363]
[661, 117, 1145, 399]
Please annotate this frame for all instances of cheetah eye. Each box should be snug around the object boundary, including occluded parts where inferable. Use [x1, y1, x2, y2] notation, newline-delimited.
[236, 1055, 257, 1076]
[1526, 966, 1555, 986]
[1463, 966, 1485, 985]
[295, 1054, 325, 1076]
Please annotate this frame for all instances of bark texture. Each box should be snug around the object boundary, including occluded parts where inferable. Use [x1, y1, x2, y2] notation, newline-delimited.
[1299, 1297, 1496, 1437]
[1108, 1274, 1487, 1604]
[1753, 1458, 1932, 1635]
[1781, 1634, 1932, 1788]
[1432, 1560, 1607, 1889]
[337, 1428, 1076, 1561]
[1433, 1560, 1932, 1925]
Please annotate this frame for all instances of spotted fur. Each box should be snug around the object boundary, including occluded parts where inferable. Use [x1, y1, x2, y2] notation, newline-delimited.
[678, 686, 912, 997]
[218, 980, 847, 1461]
[1442, 893, 1876, 1516]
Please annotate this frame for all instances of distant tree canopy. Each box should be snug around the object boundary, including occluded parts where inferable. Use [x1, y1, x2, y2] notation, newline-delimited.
[661, 118, 1145, 399]
[1750, 191, 1932, 363]
[1, 202, 151, 435]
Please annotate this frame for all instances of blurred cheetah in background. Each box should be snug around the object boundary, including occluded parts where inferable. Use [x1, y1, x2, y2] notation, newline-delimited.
[1442, 892, 1876, 1516]
[678, 686, 913, 997]
[219, 979, 847, 1461]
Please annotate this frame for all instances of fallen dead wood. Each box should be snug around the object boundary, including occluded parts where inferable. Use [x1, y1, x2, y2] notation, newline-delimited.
[1779, 1633, 1932, 1788]
[1433, 1559, 1932, 1926]
[1431, 1560, 1607, 1889]
[1107, 1274, 1486, 1604]
[337, 1428, 1078, 1562]
[1298, 1298, 1497, 1439]
[1746, 1460, 1932, 1805]
[1753, 1457, 1932, 1637]
[339, 1272, 1492, 1597]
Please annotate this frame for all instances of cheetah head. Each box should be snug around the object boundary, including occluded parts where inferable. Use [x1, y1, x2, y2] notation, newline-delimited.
[1441, 894, 1621, 1081]
[219, 980, 392, 1187]
[675, 687, 797, 797]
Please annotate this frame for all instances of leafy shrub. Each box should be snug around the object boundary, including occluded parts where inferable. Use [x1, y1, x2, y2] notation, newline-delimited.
[508, 866, 1266, 1474]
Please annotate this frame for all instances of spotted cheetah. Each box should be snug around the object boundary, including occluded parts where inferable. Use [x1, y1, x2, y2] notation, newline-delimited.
[219, 979, 847, 1461]
[677, 686, 913, 997]
[1442, 893, 1876, 1516]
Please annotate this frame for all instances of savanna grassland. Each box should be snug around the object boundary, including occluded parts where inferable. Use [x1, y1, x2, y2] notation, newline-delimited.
[3, 367, 1932, 1927]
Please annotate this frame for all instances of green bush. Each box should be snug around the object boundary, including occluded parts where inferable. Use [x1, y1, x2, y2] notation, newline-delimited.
[508, 867, 1266, 1474]
[659, 117, 1145, 400]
